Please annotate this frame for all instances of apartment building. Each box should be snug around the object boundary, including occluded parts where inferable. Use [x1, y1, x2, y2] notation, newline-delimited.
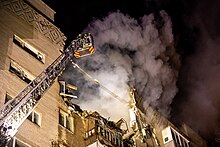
[128, 88, 207, 147]
[0, 0, 85, 146]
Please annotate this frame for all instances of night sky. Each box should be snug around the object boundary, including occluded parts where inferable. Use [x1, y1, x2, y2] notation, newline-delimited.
[43, 0, 220, 145]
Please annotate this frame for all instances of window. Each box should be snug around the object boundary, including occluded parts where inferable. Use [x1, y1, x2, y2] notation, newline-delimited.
[27, 111, 41, 126]
[164, 137, 169, 142]
[5, 93, 13, 104]
[85, 128, 96, 139]
[59, 81, 78, 99]
[59, 109, 74, 132]
[13, 34, 45, 63]
[7, 137, 30, 147]
[9, 60, 35, 83]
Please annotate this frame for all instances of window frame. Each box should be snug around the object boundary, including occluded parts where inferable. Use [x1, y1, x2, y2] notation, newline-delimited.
[59, 109, 74, 132]
[9, 60, 35, 83]
[13, 34, 46, 63]
[59, 81, 78, 99]
[4, 92, 13, 104]
[8, 137, 31, 147]
[27, 111, 41, 126]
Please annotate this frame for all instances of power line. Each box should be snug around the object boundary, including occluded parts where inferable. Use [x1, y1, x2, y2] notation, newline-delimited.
[69, 59, 128, 104]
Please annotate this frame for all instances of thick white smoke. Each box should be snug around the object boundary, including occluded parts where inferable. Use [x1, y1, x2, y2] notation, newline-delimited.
[64, 10, 179, 122]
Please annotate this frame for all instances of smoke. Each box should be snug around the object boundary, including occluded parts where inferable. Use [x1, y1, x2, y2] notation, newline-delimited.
[63, 10, 179, 122]
[175, 0, 220, 140]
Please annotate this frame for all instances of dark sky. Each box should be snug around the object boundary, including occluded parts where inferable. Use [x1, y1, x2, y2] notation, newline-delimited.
[44, 0, 149, 43]
[43, 0, 220, 145]
[42, 0, 199, 59]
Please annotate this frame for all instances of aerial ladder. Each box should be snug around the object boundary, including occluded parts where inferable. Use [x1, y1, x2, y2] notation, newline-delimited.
[0, 33, 95, 146]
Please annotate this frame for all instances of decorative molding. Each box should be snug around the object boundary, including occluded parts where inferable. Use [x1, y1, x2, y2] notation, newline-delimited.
[0, 0, 66, 48]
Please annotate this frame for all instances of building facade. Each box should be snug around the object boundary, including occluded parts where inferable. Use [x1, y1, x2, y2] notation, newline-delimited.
[0, 0, 85, 146]
[128, 88, 207, 147]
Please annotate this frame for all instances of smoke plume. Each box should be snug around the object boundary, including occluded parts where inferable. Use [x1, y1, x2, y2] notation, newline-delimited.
[63, 10, 179, 122]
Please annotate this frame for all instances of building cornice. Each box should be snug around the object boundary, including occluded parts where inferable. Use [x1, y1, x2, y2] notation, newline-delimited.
[0, 0, 66, 48]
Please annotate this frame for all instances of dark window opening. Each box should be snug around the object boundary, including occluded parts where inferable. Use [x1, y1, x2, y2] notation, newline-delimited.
[5, 93, 13, 104]
[59, 112, 65, 127]
[9, 62, 32, 84]
[59, 110, 73, 132]
[27, 111, 41, 126]
[13, 35, 45, 63]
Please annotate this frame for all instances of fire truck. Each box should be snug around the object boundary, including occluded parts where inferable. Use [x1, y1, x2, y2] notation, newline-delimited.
[0, 33, 95, 146]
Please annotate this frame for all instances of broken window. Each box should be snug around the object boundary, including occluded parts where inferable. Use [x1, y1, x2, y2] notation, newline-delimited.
[59, 109, 74, 132]
[9, 60, 35, 84]
[7, 137, 30, 147]
[59, 81, 78, 99]
[13, 34, 45, 63]
[27, 111, 41, 126]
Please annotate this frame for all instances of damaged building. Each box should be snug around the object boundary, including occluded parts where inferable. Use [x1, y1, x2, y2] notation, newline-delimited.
[59, 82, 128, 147]
[0, 0, 84, 146]
[127, 88, 207, 147]
[0, 0, 208, 147]
[82, 111, 126, 147]
[0, 0, 127, 146]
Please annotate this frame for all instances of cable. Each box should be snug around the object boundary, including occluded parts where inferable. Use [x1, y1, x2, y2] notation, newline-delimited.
[69, 59, 128, 104]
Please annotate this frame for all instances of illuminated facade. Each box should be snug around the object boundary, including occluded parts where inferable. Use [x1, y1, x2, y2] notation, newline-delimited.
[0, 0, 83, 146]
